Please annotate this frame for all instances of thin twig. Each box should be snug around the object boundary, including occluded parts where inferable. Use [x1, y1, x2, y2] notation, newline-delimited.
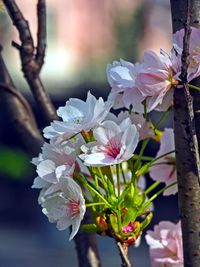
[3, 0, 58, 123]
[116, 241, 131, 267]
[36, 0, 46, 71]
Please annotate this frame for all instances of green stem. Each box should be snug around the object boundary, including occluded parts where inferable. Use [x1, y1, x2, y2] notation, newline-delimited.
[86, 202, 105, 207]
[153, 110, 169, 131]
[97, 167, 108, 190]
[188, 84, 200, 91]
[145, 182, 177, 206]
[133, 155, 154, 161]
[151, 150, 175, 164]
[79, 175, 111, 207]
[120, 163, 127, 184]
[117, 210, 122, 233]
[134, 138, 150, 172]
[116, 164, 120, 197]
[145, 181, 160, 195]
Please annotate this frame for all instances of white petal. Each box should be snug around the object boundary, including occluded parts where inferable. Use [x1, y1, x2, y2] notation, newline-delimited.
[37, 160, 56, 183]
[69, 218, 82, 240]
[32, 176, 49, 189]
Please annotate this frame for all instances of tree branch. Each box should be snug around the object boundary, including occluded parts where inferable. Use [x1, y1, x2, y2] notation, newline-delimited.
[170, 0, 200, 266]
[74, 210, 101, 267]
[36, 0, 46, 71]
[3, 0, 58, 123]
[0, 46, 44, 155]
[115, 241, 131, 267]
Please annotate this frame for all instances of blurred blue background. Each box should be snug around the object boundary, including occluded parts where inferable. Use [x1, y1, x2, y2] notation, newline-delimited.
[0, 1, 179, 266]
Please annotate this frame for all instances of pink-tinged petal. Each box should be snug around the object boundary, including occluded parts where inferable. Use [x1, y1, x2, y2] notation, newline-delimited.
[150, 128, 177, 196]
[80, 152, 115, 167]
[143, 51, 165, 69]
[155, 89, 174, 112]
[41, 177, 86, 240]
[80, 119, 139, 167]
[107, 90, 124, 109]
[122, 87, 145, 113]
[93, 121, 121, 146]
[145, 221, 183, 267]
[136, 71, 170, 96]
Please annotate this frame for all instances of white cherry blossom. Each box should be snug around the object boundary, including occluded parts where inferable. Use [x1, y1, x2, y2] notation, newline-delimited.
[41, 177, 86, 240]
[43, 91, 111, 141]
[80, 118, 139, 166]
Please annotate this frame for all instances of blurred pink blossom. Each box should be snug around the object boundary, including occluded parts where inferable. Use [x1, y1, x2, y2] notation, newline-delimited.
[149, 128, 177, 196]
[173, 27, 200, 82]
[145, 221, 183, 267]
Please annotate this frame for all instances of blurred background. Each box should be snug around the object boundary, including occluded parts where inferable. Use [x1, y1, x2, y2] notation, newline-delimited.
[0, 1, 179, 266]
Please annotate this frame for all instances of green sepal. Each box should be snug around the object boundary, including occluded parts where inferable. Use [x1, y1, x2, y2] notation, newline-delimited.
[122, 208, 138, 227]
[140, 212, 153, 230]
[134, 190, 146, 208]
[81, 224, 98, 233]
[122, 184, 135, 207]
[109, 213, 118, 233]
[101, 166, 113, 181]
[136, 163, 150, 177]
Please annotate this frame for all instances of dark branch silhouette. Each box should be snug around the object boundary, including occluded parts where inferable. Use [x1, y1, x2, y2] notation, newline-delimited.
[36, 0, 46, 71]
[3, 0, 57, 123]
[0, 46, 44, 155]
[170, 0, 200, 266]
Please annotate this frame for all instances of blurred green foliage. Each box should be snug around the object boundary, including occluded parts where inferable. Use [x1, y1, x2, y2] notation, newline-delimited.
[0, 147, 32, 180]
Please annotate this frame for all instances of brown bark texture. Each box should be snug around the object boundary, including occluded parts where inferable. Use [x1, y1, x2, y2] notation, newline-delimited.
[170, 1, 200, 266]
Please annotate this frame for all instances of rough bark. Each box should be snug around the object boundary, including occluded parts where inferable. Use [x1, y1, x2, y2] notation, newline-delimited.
[74, 210, 101, 267]
[3, 0, 58, 123]
[170, 1, 200, 266]
[0, 46, 44, 155]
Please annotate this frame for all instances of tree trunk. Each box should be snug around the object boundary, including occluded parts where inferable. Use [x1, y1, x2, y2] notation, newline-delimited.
[170, 1, 200, 266]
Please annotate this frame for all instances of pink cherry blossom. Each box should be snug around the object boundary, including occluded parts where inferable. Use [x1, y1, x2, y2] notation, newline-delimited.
[41, 177, 86, 240]
[173, 27, 200, 82]
[43, 91, 111, 142]
[136, 51, 178, 112]
[32, 141, 77, 195]
[107, 59, 145, 112]
[149, 128, 177, 196]
[106, 111, 153, 140]
[79, 118, 139, 167]
[145, 221, 183, 267]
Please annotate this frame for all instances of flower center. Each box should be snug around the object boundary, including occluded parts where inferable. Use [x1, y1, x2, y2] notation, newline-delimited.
[73, 117, 83, 124]
[167, 73, 178, 88]
[105, 145, 120, 159]
[68, 200, 80, 216]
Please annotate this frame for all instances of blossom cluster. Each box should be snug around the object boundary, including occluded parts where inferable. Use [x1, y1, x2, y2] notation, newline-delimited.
[31, 27, 200, 266]
[107, 27, 200, 113]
